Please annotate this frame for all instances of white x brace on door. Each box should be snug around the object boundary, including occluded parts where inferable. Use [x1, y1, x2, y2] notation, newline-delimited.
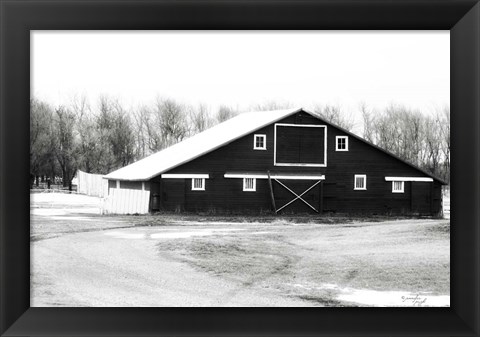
[274, 179, 322, 213]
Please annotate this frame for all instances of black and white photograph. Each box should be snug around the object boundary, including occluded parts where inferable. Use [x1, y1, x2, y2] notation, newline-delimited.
[30, 31, 450, 307]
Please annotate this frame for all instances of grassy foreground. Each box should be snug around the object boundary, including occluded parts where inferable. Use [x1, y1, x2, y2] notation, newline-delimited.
[155, 219, 450, 305]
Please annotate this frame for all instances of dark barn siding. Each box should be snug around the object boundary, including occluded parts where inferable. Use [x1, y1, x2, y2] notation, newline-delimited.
[162, 180, 185, 211]
[151, 110, 443, 215]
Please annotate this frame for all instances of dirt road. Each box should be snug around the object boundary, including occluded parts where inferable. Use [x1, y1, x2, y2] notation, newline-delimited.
[31, 192, 310, 306]
[31, 226, 314, 306]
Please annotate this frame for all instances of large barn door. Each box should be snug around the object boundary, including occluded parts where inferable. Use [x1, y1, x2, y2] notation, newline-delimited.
[273, 179, 322, 213]
[275, 124, 326, 166]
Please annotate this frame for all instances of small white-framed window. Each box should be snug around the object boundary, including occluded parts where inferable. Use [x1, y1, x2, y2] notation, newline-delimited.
[253, 134, 266, 150]
[243, 178, 256, 191]
[336, 136, 349, 151]
[191, 178, 205, 191]
[354, 174, 367, 190]
[392, 181, 404, 193]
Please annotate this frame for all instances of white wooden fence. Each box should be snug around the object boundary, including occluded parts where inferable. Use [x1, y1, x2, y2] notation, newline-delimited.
[102, 188, 150, 214]
[442, 185, 450, 219]
[77, 170, 108, 197]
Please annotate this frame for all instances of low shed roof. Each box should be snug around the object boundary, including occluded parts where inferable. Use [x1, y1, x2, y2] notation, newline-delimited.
[104, 108, 302, 181]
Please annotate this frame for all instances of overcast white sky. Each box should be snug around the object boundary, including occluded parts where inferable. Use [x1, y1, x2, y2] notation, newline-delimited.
[31, 31, 449, 127]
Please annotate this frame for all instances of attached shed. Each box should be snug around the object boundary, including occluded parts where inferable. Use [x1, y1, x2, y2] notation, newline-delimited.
[103, 108, 446, 215]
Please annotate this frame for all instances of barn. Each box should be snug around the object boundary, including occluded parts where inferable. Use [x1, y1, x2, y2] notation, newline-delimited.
[103, 108, 446, 215]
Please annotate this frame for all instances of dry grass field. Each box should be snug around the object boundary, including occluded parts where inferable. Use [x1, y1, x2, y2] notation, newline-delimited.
[30, 192, 450, 307]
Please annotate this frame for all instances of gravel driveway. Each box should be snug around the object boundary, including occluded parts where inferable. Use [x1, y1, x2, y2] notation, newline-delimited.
[31, 226, 314, 307]
[30, 192, 310, 306]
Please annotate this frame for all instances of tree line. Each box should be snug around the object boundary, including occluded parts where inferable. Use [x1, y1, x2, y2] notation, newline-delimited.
[360, 103, 450, 183]
[30, 96, 450, 189]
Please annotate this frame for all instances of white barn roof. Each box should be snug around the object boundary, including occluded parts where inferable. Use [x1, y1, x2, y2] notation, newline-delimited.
[104, 108, 302, 181]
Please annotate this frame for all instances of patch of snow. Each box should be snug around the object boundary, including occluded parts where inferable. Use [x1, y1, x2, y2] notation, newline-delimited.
[289, 282, 449, 307]
[337, 288, 450, 307]
[49, 216, 96, 221]
[31, 209, 68, 216]
[320, 283, 339, 290]
[150, 228, 243, 239]
[292, 284, 312, 289]
[150, 231, 215, 239]
[31, 192, 101, 206]
[103, 228, 245, 240]
[104, 231, 147, 239]
[170, 221, 250, 227]
[31, 208, 101, 216]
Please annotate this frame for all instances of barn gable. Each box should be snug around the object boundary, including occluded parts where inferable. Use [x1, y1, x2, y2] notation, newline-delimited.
[160, 109, 444, 182]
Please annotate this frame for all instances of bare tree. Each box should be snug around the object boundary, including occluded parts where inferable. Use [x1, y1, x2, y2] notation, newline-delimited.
[216, 105, 237, 123]
[405, 110, 425, 166]
[377, 104, 421, 165]
[70, 95, 90, 121]
[138, 105, 164, 154]
[435, 106, 450, 182]
[189, 103, 213, 134]
[423, 116, 442, 175]
[110, 103, 136, 168]
[132, 106, 151, 159]
[133, 97, 191, 155]
[251, 101, 294, 111]
[70, 96, 100, 173]
[92, 96, 137, 172]
[358, 102, 450, 180]
[93, 96, 118, 172]
[312, 104, 355, 131]
[53, 106, 78, 190]
[158, 98, 190, 146]
[360, 103, 375, 143]
[77, 115, 101, 173]
[30, 98, 56, 186]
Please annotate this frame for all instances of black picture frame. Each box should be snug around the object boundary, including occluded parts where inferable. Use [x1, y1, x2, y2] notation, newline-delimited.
[1, 0, 479, 336]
